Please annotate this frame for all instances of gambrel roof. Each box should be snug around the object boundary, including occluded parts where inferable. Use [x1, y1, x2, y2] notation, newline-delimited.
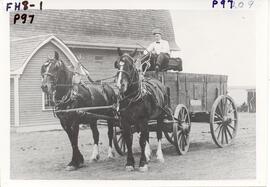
[10, 9, 180, 50]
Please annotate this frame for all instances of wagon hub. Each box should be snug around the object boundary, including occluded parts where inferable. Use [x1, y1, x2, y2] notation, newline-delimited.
[181, 122, 190, 133]
[223, 116, 232, 126]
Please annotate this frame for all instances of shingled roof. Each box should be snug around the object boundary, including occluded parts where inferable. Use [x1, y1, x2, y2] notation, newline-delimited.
[10, 9, 180, 50]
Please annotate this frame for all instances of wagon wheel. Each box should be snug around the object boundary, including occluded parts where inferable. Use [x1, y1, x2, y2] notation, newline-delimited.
[113, 126, 133, 156]
[173, 104, 191, 155]
[210, 95, 238, 148]
[163, 108, 174, 144]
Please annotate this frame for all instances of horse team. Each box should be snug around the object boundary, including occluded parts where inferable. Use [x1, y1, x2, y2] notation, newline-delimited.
[41, 48, 169, 172]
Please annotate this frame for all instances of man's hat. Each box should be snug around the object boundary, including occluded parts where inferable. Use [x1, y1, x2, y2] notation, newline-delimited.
[152, 28, 162, 35]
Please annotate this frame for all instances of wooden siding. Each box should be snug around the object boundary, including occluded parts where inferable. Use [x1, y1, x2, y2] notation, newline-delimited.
[71, 48, 118, 81]
[10, 78, 15, 126]
[18, 42, 72, 127]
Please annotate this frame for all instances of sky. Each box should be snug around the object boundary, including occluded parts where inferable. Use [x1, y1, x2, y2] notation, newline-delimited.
[170, 10, 256, 87]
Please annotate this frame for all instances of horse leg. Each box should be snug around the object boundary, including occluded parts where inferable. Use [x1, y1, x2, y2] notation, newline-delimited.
[139, 121, 149, 172]
[156, 118, 164, 163]
[90, 120, 100, 162]
[122, 119, 135, 171]
[61, 121, 84, 171]
[144, 130, 152, 162]
[107, 120, 115, 159]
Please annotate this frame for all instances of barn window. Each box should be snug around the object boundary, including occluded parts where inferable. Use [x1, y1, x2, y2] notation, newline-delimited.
[42, 93, 54, 110]
[94, 56, 104, 63]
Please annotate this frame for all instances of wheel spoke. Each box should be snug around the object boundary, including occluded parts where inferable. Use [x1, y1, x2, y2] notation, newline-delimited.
[183, 113, 187, 122]
[182, 134, 186, 150]
[178, 131, 183, 148]
[215, 112, 223, 121]
[177, 132, 182, 148]
[223, 126, 228, 144]
[217, 125, 223, 140]
[227, 123, 235, 131]
[221, 126, 224, 144]
[217, 104, 223, 117]
[180, 133, 185, 150]
[117, 135, 122, 144]
[213, 120, 223, 124]
[214, 123, 222, 132]
[182, 134, 187, 147]
[225, 126, 233, 139]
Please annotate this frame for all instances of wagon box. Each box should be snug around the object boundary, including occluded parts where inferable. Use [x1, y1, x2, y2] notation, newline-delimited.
[145, 71, 228, 114]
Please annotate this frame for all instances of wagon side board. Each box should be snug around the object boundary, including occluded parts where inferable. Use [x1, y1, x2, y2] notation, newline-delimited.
[145, 71, 227, 121]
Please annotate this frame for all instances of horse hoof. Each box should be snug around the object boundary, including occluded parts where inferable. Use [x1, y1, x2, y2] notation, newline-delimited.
[107, 155, 115, 160]
[125, 165, 135, 172]
[90, 154, 100, 162]
[65, 165, 77, 171]
[139, 165, 148, 172]
[78, 162, 85, 168]
[157, 157, 165, 163]
[146, 154, 151, 162]
[107, 147, 115, 159]
[107, 152, 115, 159]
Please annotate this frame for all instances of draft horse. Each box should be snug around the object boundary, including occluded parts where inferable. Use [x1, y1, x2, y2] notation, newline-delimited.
[41, 51, 117, 171]
[114, 48, 170, 172]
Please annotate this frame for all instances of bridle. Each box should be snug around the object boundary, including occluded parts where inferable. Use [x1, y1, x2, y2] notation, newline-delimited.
[116, 54, 137, 83]
[42, 60, 58, 87]
[42, 59, 74, 88]
[41, 59, 76, 109]
[116, 54, 143, 111]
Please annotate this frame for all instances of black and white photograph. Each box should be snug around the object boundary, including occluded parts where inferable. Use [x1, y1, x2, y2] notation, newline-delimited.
[0, 0, 269, 186]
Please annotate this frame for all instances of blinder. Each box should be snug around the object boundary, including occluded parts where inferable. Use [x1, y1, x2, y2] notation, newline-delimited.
[116, 54, 136, 82]
[41, 59, 59, 85]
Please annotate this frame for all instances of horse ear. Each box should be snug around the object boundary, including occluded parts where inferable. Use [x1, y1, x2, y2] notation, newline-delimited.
[130, 48, 137, 58]
[117, 47, 123, 56]
[54, 51, 59, 60]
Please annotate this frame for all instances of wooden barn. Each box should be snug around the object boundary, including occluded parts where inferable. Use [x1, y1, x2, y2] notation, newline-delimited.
[10, 10, 180, 132]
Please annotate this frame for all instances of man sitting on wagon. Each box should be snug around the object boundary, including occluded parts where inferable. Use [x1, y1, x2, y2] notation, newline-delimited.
[143, 28, 170, 72]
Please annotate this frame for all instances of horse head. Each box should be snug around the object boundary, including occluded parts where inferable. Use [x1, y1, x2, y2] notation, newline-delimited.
[41, 51, 73, 97]
[114, 48, 138, 94]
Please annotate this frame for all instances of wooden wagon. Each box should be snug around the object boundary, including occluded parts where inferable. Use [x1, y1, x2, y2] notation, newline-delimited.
[113, 71, 238, 155]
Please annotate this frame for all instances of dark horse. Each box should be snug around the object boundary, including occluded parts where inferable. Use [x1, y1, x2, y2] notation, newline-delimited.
[41, 51, 117, 171]
[114, 48, 169, 172]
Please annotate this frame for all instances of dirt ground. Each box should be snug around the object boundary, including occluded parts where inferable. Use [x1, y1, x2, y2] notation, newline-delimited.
[10, 113, 256, 180]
